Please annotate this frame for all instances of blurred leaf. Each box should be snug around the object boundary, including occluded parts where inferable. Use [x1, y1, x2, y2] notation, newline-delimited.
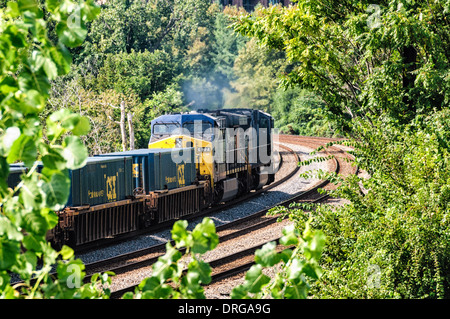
[62, 136, 88, 169]
[254, 241, 280, 267]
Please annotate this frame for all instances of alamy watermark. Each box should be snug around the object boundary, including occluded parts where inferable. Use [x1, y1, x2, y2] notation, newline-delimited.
[66, 264, 83, 289]
[366, 4, 382, 29]
[367, 264, 381, 289]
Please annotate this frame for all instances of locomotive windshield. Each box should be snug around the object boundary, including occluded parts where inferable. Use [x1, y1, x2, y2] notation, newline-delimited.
[153, 123, 181, 135]
[150, 113, 217, 143]
[182, 122, 213, 140]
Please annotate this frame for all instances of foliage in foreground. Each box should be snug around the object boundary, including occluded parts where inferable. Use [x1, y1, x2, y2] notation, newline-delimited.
[0, 0, 112, 299]
[123, 217, 325, 299]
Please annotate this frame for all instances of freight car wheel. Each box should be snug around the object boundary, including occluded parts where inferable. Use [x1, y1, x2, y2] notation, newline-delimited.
[213, 180, 224, 204]
[62, 230, 77, 249]
[267, 173, 275, 185]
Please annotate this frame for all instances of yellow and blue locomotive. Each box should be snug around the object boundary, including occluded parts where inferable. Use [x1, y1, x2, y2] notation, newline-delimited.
[9, 109, 277, 247]
[148, 108, 276, 203]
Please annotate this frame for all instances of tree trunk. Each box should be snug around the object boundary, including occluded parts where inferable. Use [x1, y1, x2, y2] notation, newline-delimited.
[402, 45, 417, 111]
[120, 101, 127, 151]
[127, 112, 135, 150]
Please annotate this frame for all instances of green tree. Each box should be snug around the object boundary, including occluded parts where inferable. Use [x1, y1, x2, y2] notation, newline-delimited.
[211, 11, 247, 87]
[225, 37, 291, 111]
[233, 1, 450, 130]
[272, 87, 332, 136]
[233, 0, 450, 298]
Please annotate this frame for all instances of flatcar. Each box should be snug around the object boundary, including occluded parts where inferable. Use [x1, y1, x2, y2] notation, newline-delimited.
[8, 109, 277, 247]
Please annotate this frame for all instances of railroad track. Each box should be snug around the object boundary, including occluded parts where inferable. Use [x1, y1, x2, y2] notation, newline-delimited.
[74, 142, 299, 253]
[80, 143, 301, 280]
[108, 193, 331, 299]
[15, 136, 356, 298]
[104, 136, 351, 298]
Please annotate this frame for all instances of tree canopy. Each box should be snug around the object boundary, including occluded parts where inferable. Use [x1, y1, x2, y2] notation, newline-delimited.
[234, 1, 450, 130]
[233, 0, 450, 298]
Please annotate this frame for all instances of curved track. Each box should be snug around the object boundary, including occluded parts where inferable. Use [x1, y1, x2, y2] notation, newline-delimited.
[103, 135, 357, 298]
[11, 135, 357, 296]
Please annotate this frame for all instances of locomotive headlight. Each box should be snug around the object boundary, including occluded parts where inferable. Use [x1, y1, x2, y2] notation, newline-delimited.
[175, 138, 182, 148]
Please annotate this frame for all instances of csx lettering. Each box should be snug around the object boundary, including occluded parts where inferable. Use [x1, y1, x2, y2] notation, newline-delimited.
[88, 190, 105, 199]
[165, 176, 176, 184]
[106, 175, 117, 201]
[177, 164, 185, 186]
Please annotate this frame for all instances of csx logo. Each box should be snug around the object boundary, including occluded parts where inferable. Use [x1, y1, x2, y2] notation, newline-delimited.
[132, 164, 140, 178]
[177, 164, 185, 187]
[106, 175, 117, 201]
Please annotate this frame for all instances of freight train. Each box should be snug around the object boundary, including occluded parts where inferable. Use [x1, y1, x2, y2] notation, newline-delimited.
[8, 109, 277, 247]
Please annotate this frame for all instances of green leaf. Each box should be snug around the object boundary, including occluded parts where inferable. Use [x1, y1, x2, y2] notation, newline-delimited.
[42, 148, 67, 171]
[48, 44, 72, 75]
[48, 109, 88, 139]
[171, 219, 191, 248]
[284, 283, 308, 299]
[7, 134, 37, 168]
[138, 277, 172, 299]
[62, 136, 87, 169]
[45, 0, 60, 13]
[243, 264, 270, 294]
[22, 211, 49, 236]
[43, 58, 58, 80]
[279, 248, 293, 263]
[280, 224, 300, 246]
[56, 258, 86, 287]
[60, 245, 74, 260]
[0, 217, 23, 241]
[0, 241, 20, 271]
[254, 241, 281, 267]
[231, 285, 250, 299]
[13, 250, 37, 280]
[6, 1, 20, 17]
[3, 25, 26, 48]
[24, 89, 46, 113]
[56, 19, 87, 48]
[18, 70, 50, 98]
[0, 76, 19, 94]
[71, 116, 90, 136]
[20, 176, 44, 210]
[191, 217, 219, 254]
[287, 258, 306, 282]
[1, 127, 21, 156]
[41, 171, 70, 210]
[181, 271, 205, 299]
[188, 259, 212, 285]
[17, 0, 39, 14]
[152, 243, 182, 283]
[80, 0, 100, 21]
[22, 234, 43, 252]
[303, 230, 326, 261]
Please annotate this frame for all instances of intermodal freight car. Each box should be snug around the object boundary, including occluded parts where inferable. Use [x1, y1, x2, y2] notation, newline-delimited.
[96, 148, 197, 193]
[7, 109, 277, 247]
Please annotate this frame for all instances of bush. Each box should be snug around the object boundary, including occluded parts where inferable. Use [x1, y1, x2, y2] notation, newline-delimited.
[272, 111, 450, 298]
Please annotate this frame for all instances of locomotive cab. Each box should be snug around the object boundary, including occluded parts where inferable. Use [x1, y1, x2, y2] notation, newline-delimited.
[148, 109, 276, 204]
